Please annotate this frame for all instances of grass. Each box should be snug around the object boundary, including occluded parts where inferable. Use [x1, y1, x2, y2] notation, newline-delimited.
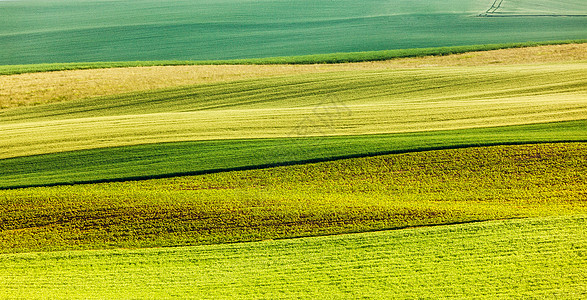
[0, 143, 585, 253]
[2, 0, 586, 65]
[2, 43, 586, 110]
[0, 40, 585, 76]
[1, 62, 585, 159]
[0, 215, 585, 299]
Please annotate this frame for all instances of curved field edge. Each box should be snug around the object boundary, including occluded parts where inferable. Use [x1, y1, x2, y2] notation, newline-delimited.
[0, 215, 585, 299]
[1, 120, 586, 189]
[1, 40, 585, 76]
[0, 142, 585, 253]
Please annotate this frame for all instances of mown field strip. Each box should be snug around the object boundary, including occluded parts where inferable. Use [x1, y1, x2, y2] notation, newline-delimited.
[1, 63, 585, 159]
[0, 215, 584, 299]
[1, 121, 585, 189]
[1, 43, 586, 109]
[1, 143, 585, 253]
[4, 63, 585, 121]
[1, 41, 585, 77]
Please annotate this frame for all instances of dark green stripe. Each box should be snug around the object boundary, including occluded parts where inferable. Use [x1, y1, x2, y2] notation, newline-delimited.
[1, 120, 585, 189]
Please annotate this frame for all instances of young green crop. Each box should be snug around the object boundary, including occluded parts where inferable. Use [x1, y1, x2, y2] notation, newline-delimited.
[1, 143, 585, 253]
[0, 215, 584, 299]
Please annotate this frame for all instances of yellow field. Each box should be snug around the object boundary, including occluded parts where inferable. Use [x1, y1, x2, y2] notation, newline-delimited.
[1, 43, 585, 110]
[1, 62, 585, 159]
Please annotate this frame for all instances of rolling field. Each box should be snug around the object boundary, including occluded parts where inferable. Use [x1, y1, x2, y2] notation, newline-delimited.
[1, 42, 586, 298]
[1, 0, 586, 64]
[1, 52, 585, 188]
[1, 40, 585, 77]
[0, 143, 585, 253]
[1, 42, 586, 109]
[0, 215, 585, 299]
[2, 62, 585, 159]
[1, 121, 586, 189]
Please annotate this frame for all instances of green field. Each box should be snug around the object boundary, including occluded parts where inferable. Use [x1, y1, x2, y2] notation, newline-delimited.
[1, 215, 585, 299]
[1, 33, 586, 298]
[1, 0, 586, 64]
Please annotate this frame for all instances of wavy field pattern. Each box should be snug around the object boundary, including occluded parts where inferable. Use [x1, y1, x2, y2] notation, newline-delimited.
[1, 121, 586, 189]
[1, 143, 586, 253]
[2, 63, 585, 160]
[1, 0, 586, 296]
[1, 43, 586, 109]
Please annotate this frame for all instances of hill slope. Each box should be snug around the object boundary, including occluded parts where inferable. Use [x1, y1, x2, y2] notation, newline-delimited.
[1, 55, 585, 188]
[1, 43, 586, 109]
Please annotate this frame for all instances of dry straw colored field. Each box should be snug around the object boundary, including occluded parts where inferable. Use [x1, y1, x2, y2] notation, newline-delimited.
[1, 43, 586, 110]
